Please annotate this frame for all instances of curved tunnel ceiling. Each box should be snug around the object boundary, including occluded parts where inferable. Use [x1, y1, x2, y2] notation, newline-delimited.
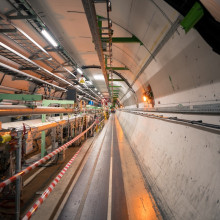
[23, 0, 181, 100]
[81, 65, 135, 93]
[0, 0, 219, 108]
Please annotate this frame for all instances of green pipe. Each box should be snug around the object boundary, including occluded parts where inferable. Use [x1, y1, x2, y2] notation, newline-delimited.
[0, 93, 42, 102]
[108, 79, 124, 81]
[106, 67, 129, 70]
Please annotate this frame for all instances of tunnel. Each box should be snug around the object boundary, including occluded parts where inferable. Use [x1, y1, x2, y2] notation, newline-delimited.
[0, 0, 219, 219]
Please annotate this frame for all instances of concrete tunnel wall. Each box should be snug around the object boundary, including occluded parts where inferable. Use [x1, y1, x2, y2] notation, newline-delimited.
[118, 21, 220, 219]
[116, 110, 220, 220]
[122, 26, 220, 108]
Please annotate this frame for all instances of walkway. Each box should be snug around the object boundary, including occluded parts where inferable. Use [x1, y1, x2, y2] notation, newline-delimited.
[58, 114, 161, 220]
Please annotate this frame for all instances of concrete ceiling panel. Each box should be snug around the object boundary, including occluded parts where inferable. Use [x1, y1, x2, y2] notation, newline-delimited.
[80, 54, 100, 66]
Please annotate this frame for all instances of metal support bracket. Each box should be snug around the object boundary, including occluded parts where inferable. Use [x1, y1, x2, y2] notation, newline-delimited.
[180, 2, 204, 33]
[101, 35, 143, 45]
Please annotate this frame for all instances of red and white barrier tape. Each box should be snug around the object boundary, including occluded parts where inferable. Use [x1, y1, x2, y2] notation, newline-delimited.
[0, 122, 95, 189]
[22, 147, 82, 220]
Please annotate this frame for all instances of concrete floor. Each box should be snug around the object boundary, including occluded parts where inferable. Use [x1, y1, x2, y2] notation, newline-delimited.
[56, 114, 161, 220]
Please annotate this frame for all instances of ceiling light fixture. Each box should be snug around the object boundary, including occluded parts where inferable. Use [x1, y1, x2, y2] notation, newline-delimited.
[143, 94, 147, 102]
[77, 68, 83, 74]
[86, 81, 93, 85]
[94, 88, 97, 91]
[41, 29, 58, 47]
[94, 75, 104, 80]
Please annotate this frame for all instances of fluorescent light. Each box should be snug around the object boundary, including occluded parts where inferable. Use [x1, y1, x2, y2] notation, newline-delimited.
[94, 75, 104, 80]
[98, 92, 101, 94]
[41, 29, 58, 47]
[86, 81, 93, 85]
[94, 88, 97, 91]
[77, 68, 83, 74]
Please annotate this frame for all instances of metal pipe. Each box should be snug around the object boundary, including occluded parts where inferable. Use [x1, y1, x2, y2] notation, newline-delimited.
[0, 41, 99, 101]
[0, 13, 98, 100]
[15, 132, 22, 220]
[0, 106, 76, 116]
[0, 85, 28, 93]
[0, 42, 73, 87]
[0, 62, 67, 91]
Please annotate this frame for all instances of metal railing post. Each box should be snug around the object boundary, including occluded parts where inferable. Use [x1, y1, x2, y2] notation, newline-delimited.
[15, 131, 22, 220]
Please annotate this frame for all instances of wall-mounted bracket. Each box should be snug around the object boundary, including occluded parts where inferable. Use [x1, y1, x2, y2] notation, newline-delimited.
[180, 2, 204, 33]
[102, 35, 143, 45]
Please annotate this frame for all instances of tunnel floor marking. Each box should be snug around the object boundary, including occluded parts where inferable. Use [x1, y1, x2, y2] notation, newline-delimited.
[107, 120, 113, 220]
[74, 122, 110, 219]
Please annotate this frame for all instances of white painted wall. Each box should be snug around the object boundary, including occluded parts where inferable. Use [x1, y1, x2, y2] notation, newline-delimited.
[116, 110, 220, 220]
